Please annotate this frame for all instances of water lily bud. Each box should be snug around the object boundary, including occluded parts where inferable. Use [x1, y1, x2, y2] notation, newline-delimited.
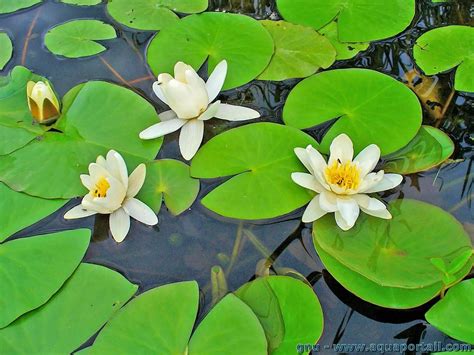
[26, 80, 60, 124]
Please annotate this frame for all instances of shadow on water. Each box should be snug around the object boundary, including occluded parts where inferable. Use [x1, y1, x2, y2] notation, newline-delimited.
[1, 0, 473, 352]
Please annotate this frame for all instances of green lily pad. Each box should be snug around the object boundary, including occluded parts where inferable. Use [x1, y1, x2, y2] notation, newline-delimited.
[235, 276, 323, 354]
[383, 126, 454, 174]
[190, 123, 317, 220]
[0, 66, 48, 155]
[318, 21, 369, 60]
[0, 263, 137, 353]
[314, 199, 473, 289]
[0, 0, 41, 14]
[258, 20, 336, 81]
[85, 281, 267, 354]
[0, 183, 67, 242]
[426, 279, 474, 343]
[283, 69, 422, 155]
[414, 25, 474, 92]
[107, 0, 208, 31]
[45, 20, 116, 58]
[60, 0, 101, 5]
[0, 33, 13, 70]
[137, 159, 200, 215]
[276, 0, 415, 42]
[314, 238, 471, 309]
[0, 80, 162, 199]
[147, 12, 274, 90]
[0, 229, 90, 328]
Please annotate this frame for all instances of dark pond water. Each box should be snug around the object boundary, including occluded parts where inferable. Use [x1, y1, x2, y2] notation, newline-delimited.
[1, 0, 473, 353]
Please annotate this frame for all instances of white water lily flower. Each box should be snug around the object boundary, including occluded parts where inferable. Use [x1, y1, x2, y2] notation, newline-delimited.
[292, 134, 403, 231]
[64, 150, 158, 242]
[139, 60, 260, 160]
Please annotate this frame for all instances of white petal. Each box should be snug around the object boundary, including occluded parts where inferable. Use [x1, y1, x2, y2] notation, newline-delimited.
[162, 79, 207, 119]
[106, 150, 128, 188]
[88, 163, 111, 181]
[358, 171, 384, 193]
[197, 101, 221, 121]
[328, 134, 354, 165]
[294, 147, 314, 175]
[96, 155, 107, 168]
[185, 69, 209, 108]
[123, 198, 158, 226]
[80, 174, 93, 190]
[127, 164, 146, 198]
[139, 118, 187, 140]
[206, 60, 228, 103]
[152, 81, 168, 104]
[360, 206, 392, 219]
[336, 197, 360, 229]
[305, 145, 329, 188]
[159, 110, 178, 122]
[82, 195, 113, 214]
[319, 190, 338, 212]
[109, 208, 131, 243]
[174, 62, 189, 82]
[179, 119, 204, 161]
[354, 144, 380, 177]
[215, 104, 260, 121]
[363, 173, 403, 193]
[291, 172, 324, 193]
[352, 194, 386, 211]
[64, 205, 97, 219]
[335, 211, 352, 231]
[302, 195, 327, 223]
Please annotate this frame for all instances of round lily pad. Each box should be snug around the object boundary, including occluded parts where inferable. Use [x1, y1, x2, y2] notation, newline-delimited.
[314, 238, 471, 309]
[283, 69, 422, 155]
[235, 276, 324, 354]
[147, 12, 274, 90]
[60, 0, 101, 5]
[0, 229, 90, 328]
[107, 0, 208, 31]
[276, 0, 416, 42]
[0, 183, 67, 242]
[426, 279, 474, 344]
[0, 263, 138, 354]
[137, 159, 200, 215]
[0, 80, 162, 199]
[414, 25, 474, 92]
[314, 199, 473, 289]
[190, 123, 317, 220]
[318, 21, 369, 60]
[258, 20, 336, 81]
[383, 126, 454, 174]
[45, 20, 117, 58]
[0, 0, 41, 14]
[0, 32, 13, 70]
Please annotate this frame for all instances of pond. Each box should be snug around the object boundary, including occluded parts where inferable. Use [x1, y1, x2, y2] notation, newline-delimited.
[0, 0, 473, 353]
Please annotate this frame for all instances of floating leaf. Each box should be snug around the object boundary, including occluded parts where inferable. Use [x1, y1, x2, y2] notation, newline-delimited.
[85, 281, 268, 354]
[0, 80, 162, 199]
[0, 66, 47, 155]
[0, 32, 13, 70]
[235, 276, 323, 354]
[314, 199, 472, 289]
[191, 123, 318, 220]
[314, 238, 465, 309]
[147, 12, 274, 90]
[258, 20, 336, 81]
[45, 20, 116, 58]
[414, 25, 474, 92]
[0, 229, 90, 328]
[0, 0, 41, 14]
[283, 69, 422, 155]
[0, 183, 67, 242]
[107, 0, 208, 31]
[137, 159, 200, 215]
[276, 0, 415, 42]
[383, 126, 454, 174]
[318, 21, 369, 60]
[60, 0, 101, 5]
[426, 279, 474, 344]
[0, 263, 137, 353]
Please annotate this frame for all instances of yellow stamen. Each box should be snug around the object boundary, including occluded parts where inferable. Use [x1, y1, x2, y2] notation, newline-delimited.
[325, 160, 361, 192]
[91, 177, 110, 198]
